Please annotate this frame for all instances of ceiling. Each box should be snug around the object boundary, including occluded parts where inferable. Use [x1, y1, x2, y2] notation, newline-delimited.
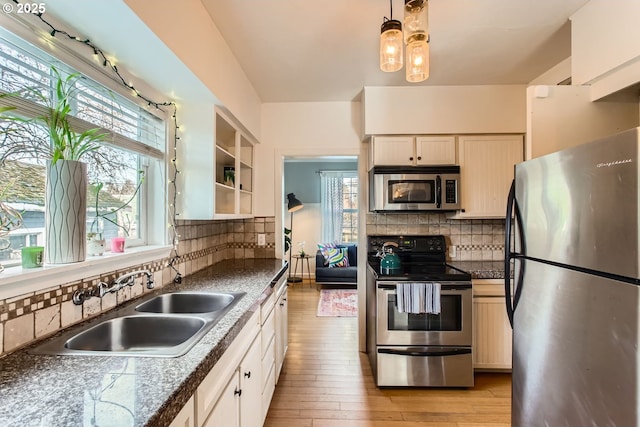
[200, 0, 590, 103]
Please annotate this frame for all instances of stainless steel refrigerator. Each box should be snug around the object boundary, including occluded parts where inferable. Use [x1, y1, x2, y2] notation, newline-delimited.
[505, 127, 640, 427]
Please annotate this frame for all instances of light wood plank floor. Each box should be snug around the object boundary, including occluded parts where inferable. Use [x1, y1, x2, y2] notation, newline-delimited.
[264, 284, 512, 427]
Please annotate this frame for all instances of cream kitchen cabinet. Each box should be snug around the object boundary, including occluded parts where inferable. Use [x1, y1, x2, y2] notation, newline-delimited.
[260, 290, 276, 424]
[196, 310, 261, 427]
[450, 134, 523, 218]
[180, 106, 255, 219]
[169, 396, 195, 427]
[369, 135, 456, 169]
[473, 279, 512, 371]
[274, 280, 288, 381]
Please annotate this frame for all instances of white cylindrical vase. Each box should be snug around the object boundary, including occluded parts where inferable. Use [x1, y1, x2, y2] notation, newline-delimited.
[45, 160, 87, 264]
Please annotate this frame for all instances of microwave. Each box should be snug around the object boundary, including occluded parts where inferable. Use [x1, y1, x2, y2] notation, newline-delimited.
[369, 166, 461, 212]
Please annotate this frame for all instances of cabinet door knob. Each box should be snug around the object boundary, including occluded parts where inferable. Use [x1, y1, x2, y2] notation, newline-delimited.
[417, 156, 422, 160]
[234, 388, 242, 396]
[244, 371, 251, 378]
[409, 157, 414, 161]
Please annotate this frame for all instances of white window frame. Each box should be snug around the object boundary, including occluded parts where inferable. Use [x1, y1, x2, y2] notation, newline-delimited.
[319, 171, 358, 244]
[0, 17, 172, 298]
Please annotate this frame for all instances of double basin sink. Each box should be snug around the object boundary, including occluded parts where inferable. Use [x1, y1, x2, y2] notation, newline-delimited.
[32, 291, 245, 358]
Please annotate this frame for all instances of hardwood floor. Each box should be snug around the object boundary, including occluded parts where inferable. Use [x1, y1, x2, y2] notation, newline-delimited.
[264, 285, 512, 427]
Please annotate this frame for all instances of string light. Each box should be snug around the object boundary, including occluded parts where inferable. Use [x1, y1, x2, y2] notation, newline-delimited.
[13, 0, 183, 283]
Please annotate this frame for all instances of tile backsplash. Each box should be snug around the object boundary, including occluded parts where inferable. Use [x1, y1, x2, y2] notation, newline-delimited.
[0, 217, 276, 357]
[366, 213, 505, 261]
[0, 213, 500, 357]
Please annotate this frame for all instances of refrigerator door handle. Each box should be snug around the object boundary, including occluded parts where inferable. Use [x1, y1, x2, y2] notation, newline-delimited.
[505, 180, 517, 328]
[505, 179, 527, 329]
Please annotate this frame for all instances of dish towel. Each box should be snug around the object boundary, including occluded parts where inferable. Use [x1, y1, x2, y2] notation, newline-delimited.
[396, 282, 441, 314]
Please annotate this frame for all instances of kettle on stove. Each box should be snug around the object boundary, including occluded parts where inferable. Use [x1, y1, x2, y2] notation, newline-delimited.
[379, 241, 402, 274]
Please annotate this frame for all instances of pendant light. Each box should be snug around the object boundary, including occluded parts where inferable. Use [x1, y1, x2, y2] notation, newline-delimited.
[404, 0, 429, 82]
[380, 0, 403, 72]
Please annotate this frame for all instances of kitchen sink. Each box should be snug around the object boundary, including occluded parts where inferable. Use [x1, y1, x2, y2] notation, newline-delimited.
[64, 315, 206, 353]
[135, 292, 239, 314]
[31, 291, 245, 357]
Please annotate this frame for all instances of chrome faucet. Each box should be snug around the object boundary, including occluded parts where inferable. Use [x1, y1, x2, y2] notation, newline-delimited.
[72, 269, 155, 305]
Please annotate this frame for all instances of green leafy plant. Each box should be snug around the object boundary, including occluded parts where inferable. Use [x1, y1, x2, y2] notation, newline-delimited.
[0, 66, 107, 166]
[284, 227, 292, 253]
[89, 170, 145, 237]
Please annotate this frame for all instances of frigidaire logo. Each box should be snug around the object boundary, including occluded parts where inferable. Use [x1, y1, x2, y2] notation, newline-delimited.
[596, 159, 633, 168]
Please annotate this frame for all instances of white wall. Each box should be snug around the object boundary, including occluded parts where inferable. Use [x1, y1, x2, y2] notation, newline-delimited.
[362, 85, 527, 136]
[124, 0, 262, 139]
[526, 85, 639, 159]
[257, 101, 362, 221]
[286, 203, 321, 279]
[571, 0, 640, 100]
[529, 58, 572, 86]
[571, 0, 640, 86]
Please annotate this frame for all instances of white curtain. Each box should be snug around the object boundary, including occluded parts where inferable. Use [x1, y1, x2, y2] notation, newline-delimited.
[320, 171, 344, 243]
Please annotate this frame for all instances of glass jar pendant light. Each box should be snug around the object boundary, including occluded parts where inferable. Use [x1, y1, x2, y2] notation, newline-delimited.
[380, 1, 403, 72]
[404, 0, 429, 82]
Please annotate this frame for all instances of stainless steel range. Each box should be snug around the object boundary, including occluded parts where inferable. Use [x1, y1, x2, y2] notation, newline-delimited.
[366, 235, 474, 387]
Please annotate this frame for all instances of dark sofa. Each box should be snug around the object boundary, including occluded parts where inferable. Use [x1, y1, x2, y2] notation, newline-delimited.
[315, 244, 357, 286]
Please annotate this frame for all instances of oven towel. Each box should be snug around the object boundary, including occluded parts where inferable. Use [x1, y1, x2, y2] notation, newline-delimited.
[396, 282, 441, 314]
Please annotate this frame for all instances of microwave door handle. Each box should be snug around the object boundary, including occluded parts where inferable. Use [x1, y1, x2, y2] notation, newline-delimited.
[436, 175, 442, 208]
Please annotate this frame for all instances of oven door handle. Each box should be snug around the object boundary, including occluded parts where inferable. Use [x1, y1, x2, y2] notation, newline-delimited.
[378, 348, 472, 357]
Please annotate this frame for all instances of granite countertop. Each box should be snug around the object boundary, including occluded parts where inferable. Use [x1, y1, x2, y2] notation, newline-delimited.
[449, 261, 508, 280]
[0, 258, 287, 427]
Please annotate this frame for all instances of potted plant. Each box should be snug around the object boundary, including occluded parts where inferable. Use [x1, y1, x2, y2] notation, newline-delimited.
[0, 66, 108, 264]
[0, 180, 23, 273]
[86, 171, 145, 256]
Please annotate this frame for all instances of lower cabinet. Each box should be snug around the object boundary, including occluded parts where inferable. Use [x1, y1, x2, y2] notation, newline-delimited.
[260, 291, 276, 424]
[274, 285, 288, 380]
[203, 372, 240, 427]
[472, 279, 513, 370]
[168, 395, 195, 427]
[169, 277, 290, 427]
[202, 334, 261, 427]
[195, 310, 261, 427]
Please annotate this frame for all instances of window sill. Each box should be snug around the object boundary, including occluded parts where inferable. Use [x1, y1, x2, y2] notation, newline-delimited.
[0, 245, 173, 300]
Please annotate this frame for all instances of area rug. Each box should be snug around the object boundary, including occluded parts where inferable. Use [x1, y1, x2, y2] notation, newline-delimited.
[317, 289, 358, 317]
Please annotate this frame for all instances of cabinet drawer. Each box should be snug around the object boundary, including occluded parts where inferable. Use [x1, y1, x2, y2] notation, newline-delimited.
[261, 362, 276, 422]
[261, 337, 275, 390]
[196, 310, 259, 425]
[261, 292, 275, 324]
[261, 308, 275, 358]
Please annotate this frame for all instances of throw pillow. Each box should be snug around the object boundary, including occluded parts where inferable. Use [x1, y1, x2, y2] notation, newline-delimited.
[327, 247, 350, 268]
[317, 242, 337, 265]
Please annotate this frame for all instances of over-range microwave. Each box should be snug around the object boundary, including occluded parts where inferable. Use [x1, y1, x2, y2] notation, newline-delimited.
[369, 166, 461, 212]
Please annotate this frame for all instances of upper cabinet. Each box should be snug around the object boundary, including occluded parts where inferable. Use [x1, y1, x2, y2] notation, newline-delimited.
[180, 106, 256, 219]
[214, 112, 254, 217]
[449, 135, 523, 219]
[369, 135, 456, 169]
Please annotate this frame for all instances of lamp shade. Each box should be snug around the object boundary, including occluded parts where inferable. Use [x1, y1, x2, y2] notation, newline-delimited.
[380, 19, 403, 72]
[406, 35, 429, 82]
[287, 193, 303, 212]
[404, 0, 428, 43]
[404, 0, 429, 83]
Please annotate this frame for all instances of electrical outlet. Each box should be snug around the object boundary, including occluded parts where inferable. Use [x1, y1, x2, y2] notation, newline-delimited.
[257, 233, 266, 246]
[449, 245, 457, 258]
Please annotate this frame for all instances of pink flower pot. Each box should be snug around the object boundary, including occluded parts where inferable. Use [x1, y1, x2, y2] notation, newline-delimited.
[111, 237, 125, 253]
